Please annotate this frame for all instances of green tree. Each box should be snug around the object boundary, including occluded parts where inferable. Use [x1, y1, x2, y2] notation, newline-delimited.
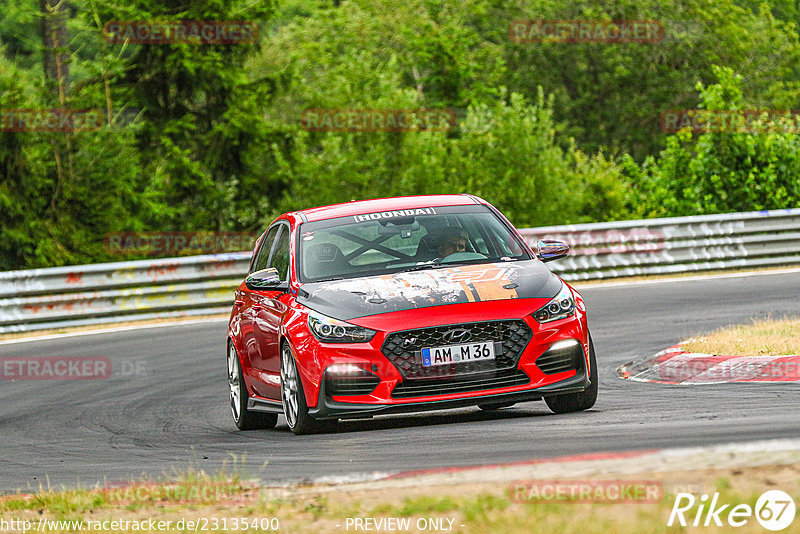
[640, 66, 800, 216]
[86, 0, 280, 233]
[501, 0, 800, 159]
[275, 90, 632, 227]
[1, 4, 160, 269]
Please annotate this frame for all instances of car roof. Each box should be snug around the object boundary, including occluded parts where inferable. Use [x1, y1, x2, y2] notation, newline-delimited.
[298, 194, 484, 222]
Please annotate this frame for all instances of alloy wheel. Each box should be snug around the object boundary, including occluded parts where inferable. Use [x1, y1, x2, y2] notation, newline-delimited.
[281, 344, 299, 428]
[227, 343, 241, 422]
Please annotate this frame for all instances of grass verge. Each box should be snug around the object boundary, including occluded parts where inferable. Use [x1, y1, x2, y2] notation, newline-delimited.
[2, 462, 800, 533]
[682, 316, 800, 356]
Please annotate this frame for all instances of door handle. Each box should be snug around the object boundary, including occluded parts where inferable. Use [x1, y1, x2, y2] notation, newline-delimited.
[252, 304, 263, 311]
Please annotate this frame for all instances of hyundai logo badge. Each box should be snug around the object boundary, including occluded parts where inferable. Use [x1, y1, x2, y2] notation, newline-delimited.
[441, 328, 472, 344]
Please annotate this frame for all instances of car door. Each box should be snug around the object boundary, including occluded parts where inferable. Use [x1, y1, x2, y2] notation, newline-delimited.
[238, 225, 280, 398]
[251, 222, 292, 400]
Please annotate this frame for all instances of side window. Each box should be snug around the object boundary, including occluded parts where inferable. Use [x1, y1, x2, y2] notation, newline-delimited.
[251, 225, 280, 273]
[268, 225, 291, 281]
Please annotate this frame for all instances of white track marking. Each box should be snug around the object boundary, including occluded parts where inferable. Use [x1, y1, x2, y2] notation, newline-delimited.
[0, 317, 227, 345]
[299, 438, 800, 491]
[574, 267, 800, 290]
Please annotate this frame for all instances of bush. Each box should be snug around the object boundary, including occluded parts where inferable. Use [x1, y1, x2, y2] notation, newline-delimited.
[275, 89, 634, 227]
[641, 66, 800, 216]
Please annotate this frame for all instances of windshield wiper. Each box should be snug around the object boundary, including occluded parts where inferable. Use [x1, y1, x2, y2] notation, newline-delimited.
[394, 259, 445, 273]
[311, 276, 344, 283]
[397, 258, 505, 273]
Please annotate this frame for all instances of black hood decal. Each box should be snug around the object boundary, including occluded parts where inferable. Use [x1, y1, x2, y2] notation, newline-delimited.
[296, 260, 562, 321]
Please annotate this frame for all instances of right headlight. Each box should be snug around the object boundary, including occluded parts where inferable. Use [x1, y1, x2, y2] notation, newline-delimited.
[533, 283, 575, 323]
[307, 311, 376, 343]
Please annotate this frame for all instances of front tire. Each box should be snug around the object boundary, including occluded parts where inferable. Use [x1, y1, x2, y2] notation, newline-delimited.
[280, 342, 336, 435]
[228, 342, 278, 430]
[544, 335, 598, 414]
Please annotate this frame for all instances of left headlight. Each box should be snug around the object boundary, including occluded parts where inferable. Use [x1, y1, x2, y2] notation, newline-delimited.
[307, 312, 376, 343]
[533, 283, 575, 323]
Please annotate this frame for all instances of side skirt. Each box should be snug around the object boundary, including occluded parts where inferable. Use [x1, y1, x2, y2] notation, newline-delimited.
[247, 396, 283, 413]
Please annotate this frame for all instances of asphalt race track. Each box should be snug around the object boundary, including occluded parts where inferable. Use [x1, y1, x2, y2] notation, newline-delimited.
[1, 270, 798, 491]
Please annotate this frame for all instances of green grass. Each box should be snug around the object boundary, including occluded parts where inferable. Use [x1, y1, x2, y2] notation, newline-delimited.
[4, 482, 799, 533]
[682, 317, 800, 356]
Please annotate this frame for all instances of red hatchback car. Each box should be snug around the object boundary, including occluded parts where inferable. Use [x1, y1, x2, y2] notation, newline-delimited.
[227, 195, 597, 434]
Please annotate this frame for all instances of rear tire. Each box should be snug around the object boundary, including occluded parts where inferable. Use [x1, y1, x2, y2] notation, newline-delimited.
[280, 342, 337, 435]
[228, 342, 278, 430]
[478, 402, 515, 411]
[544, 335, 598, 414]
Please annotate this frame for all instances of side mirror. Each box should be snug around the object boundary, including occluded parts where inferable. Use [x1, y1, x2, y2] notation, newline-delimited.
[245, 267, 288, 291]
[536, 239, 569, 262]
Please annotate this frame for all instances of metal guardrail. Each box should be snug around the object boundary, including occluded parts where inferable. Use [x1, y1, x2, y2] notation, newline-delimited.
[517, 208, 800, 281]
[1, 208, 798, 333]
[0, 253, 251, 333]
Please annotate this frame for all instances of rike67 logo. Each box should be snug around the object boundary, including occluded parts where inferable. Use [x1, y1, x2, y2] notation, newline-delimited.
[669, 490, 796, 531]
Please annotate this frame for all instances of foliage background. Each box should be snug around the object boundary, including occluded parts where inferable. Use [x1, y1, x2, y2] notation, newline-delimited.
[2, 0, 800, 269]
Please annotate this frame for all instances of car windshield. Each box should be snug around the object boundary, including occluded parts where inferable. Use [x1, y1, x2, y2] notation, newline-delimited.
[297, 205, 531, 283]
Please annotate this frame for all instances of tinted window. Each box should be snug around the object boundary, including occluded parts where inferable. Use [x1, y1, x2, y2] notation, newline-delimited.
[251, 225, 280, 273]
[297, 205, 529, 282]
[268, 225, 291, 281]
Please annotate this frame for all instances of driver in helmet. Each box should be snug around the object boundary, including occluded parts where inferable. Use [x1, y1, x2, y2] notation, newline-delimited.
[437, 228, 469, 257]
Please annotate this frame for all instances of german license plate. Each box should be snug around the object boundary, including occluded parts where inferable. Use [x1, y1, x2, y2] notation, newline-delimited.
[421, 341, 496, 367]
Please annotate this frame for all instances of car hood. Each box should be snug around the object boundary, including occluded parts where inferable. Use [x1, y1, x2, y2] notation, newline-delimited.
[296, 260, 562, 321]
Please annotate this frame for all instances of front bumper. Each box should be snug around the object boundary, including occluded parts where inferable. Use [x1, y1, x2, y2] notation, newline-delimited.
[308, 358, 591, 420]
[291, 296, 592, 419]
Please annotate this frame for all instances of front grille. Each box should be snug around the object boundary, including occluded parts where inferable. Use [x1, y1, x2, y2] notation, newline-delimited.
[536, 344, 583, 375]
[391, 369, 529, 399]
[382, 320, 533, 380]
[325, 375, 380, 397]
